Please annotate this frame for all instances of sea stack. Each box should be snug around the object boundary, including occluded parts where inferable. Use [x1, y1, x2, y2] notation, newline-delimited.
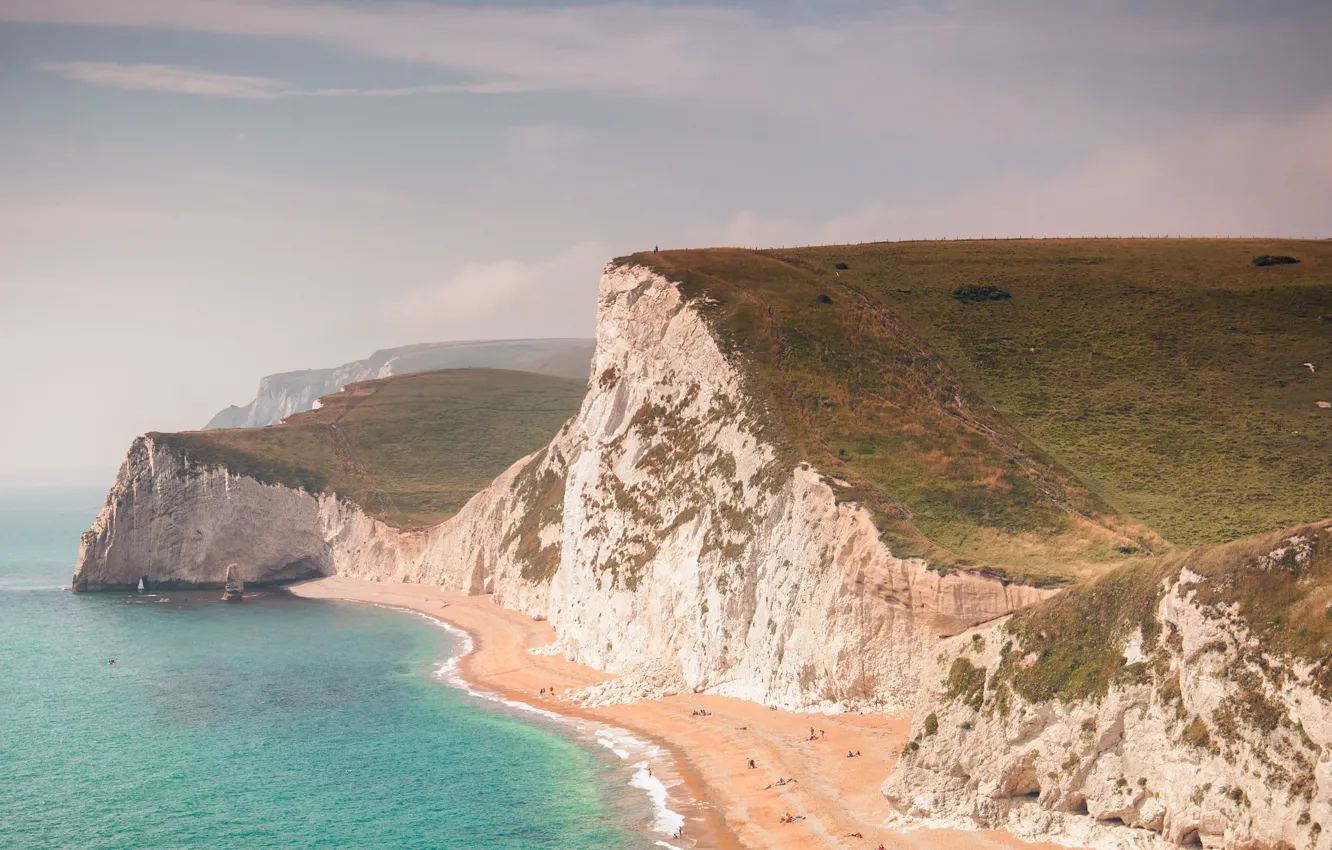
[222, 564, 243, 602]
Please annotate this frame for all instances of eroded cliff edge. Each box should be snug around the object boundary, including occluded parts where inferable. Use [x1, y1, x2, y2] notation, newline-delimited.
[75, 263, 1049, 709]
[885, 523, 1332, 850]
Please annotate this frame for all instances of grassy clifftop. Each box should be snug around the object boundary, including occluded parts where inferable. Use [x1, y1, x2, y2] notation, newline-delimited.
[152, 369, 586, 529]
[624, 238, 1330, 583]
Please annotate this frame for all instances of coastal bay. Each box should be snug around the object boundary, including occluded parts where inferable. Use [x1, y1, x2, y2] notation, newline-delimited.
[0, 489, 657, 849]
[291, 575, 1068, 850]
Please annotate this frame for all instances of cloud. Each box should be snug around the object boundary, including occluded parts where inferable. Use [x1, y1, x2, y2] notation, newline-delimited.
[711, 103, 1332, 246]
[385, 243, 606, 340]
[35, 60, 532, 99]
[8, 0, 1328, 138]
[37, 61, 285, 99]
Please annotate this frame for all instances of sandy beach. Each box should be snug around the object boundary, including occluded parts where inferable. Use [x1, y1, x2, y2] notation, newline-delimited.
[290, 576, 1073, 850]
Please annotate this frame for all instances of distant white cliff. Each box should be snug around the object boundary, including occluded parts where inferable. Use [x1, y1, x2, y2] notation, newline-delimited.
[203, 339, 594, 429]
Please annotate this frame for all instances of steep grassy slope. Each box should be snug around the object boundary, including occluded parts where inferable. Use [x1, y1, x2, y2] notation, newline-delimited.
[624, 249, 1156, 585]
[153, 369, 586, 529]
[995, 521, 1332, 706]
[784, 239, 1332, 546]
[624, 238, 1330, 582]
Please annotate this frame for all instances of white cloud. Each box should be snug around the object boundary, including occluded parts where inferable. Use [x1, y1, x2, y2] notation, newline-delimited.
[9, 0, 1327, 139]
[710, 104, 1332, 246]
[385, 243, 606, 340]
[35, 60, 533, 99]
[37, 61, 285, 99]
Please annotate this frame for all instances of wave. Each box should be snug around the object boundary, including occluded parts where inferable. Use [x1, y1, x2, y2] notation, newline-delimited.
[405, 610, 690, 844]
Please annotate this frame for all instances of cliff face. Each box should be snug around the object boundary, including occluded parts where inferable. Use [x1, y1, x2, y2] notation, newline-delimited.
[74, 439, 331, 591]
[884, 525, 1332, 850]
[203, 339, 595, 430]
[76, 264, 1048, 708]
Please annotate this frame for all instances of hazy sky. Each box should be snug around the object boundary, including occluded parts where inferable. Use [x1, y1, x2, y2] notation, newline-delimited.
[2, 0, 1330, 481]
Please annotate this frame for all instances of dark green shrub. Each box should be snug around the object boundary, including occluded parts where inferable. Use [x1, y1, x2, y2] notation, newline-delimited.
[1253, 255, 1299, 266]
[834, 262, 849, 270]
[952, 284, 1012, 303]
[817, 294, 833, 304]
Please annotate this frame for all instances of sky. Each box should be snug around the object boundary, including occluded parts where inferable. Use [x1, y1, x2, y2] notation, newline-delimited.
[1, 0, 1330, 481]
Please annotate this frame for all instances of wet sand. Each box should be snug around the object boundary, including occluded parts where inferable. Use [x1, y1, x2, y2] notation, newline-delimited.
[290, 576, 1075, 850]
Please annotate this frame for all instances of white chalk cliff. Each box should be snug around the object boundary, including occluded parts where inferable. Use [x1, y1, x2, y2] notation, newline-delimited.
[75, 262, 1332, 846]
[76, 264, 1046, 709]
[884, 526, 1332, 850]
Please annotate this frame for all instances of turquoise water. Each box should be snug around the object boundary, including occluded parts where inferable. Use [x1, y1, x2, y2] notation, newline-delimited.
[0, 488, 655, 849]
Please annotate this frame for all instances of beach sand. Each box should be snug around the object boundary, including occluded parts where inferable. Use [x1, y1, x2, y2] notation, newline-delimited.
[290, 576, 1075, 850]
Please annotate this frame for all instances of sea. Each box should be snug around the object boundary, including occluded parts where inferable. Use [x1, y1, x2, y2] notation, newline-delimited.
[0, 487, 679, 849]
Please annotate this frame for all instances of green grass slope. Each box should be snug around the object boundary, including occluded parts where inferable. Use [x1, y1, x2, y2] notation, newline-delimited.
[994, 520, 1332, 706]
[152, 369, 586, 529]
[624, 238, 1330, 583]
[784, 239, 1332, 547]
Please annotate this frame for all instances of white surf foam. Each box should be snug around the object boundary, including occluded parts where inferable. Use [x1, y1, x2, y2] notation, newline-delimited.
[407, 609, 690, 842]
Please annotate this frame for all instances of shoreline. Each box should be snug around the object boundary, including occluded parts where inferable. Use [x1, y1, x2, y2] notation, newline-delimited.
[289, 576, 1076, 850]
[290, 583, 735, 847]
[423, 613, 711, 848]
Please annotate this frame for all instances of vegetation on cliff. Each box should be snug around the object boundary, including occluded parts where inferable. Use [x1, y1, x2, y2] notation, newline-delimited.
[622, 238, 1331, 584]
[783, 238, 1330, 547]
[152, 369, 586, 529]
[992, 522, 1332, 704]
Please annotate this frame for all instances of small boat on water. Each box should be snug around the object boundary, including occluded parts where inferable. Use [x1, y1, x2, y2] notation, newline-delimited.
[222, 564, 244, 603]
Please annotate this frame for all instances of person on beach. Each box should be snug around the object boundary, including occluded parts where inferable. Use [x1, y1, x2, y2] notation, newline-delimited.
[747, 758, 755, 769]
[540, 687, 546, 696]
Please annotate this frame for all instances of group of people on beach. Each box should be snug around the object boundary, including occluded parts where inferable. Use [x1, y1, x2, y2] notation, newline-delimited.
[745, 727, 882, 843]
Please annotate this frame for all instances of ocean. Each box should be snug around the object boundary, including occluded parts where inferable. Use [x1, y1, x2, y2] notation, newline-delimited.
[0, 487, 670, 849]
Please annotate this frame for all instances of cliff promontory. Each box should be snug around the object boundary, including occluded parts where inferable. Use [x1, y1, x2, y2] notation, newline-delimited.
[78, 259, 1093, 707]
[76, 239, 1332, 846]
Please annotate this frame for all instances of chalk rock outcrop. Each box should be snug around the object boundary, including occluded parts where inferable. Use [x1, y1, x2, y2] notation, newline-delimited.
[884, 526, 1332, 849]
[74, 441, 330, 591]
[77, 264, 1049, 708]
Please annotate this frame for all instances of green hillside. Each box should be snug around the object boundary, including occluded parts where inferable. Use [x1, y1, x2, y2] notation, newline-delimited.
[994, 519, 1332, 706]
[152, 369, 586, 529]
[624, 238, 1331, 582]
